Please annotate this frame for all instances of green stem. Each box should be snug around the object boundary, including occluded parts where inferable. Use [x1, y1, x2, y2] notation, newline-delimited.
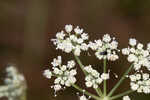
[72, 84, 100, 100]
[111, 90, 133, 100]
[74, 55, 103, 97]
[108, 64, 133, 97]
[103, 59, 107, 96]
[96, 88, 103, 97]
[74, 55, 87, 75]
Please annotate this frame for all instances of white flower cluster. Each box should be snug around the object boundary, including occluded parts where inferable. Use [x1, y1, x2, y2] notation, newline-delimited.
[51, 25, 89, 56]
[43, 56, 77, 92]
[0, 66, 26, 100]
[84, 65, 109, 89]
[123, 95, 130, 100]
[89, 34, 119, 61]
[129, 73, 150, 94]
[122, 38, 150, 71]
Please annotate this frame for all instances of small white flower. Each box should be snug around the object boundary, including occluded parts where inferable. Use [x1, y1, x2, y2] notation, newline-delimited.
[80, 95, 88, 100]
[77, 38, 84, 44]
[51, 56, 62, 67]
[69, 69, 77, 76]
[122, 48, 130, 55]
[147, 43, 150, 50]
[81, 33, 89, 40]
[43, 69, 52, 79]
[56, 31, 65, 40]
[65, 24, 73, 33]
[54, 84, 61, 91]
[129, 38, 137, 46]
[137, 43, 143, 50]
[74, 46, 81, 56]
[101, 73, 109, 80]
[123, 96, 130, 100]
[127, 54, 138, 62]
[143, 73, 149, 80]
[85, 81, 93, 87]
[103, 34, 111, 42]
[67, 60, 76, 68]
[61, 65, 67, 71]
[131, 83, 139, 91]
[74, 26, 83, 34]
[81, 43, 89, 51]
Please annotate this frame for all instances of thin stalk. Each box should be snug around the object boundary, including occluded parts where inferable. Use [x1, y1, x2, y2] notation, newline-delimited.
[103, 59, 107, 96]
[74, 55, 103, 97]
[111, 90, 133, 100]
[72, 84, 100, 100]
[74, 55, 87, 75]
[95, 88, 103, 97]
[108, 64, 133, 97]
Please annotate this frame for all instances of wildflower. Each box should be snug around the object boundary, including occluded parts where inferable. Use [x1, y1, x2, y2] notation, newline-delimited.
[129, 38, 137, 46]
[43, 56, 77, 93]
[43, 69, 52, 79]
[80, 95, 88, 100]
[89, 34, 119, 61]
[123, 96, 130, 100]
[128, 73, 150, 94]
[84, 65, 103, 89]
[122, 38, 150, 71]
[51, 25, 89, 56]
[0, 66, 27, 100]
[65, 24, 73, 33]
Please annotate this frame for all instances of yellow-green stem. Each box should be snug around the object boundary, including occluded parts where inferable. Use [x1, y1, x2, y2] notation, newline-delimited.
[72, 84, 100, 100]
[111, 90, 133, 100]
[108, 64, 133, 97]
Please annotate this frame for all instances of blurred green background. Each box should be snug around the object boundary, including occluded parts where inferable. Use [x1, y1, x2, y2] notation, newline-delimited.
[0, 0, 150, 100]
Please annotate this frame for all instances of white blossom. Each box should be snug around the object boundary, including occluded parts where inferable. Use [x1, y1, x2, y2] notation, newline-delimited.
[89, 34, 119, 61]
[0, 66, 26, 100]
[43, 69, 52, 79]
[129, 38, 137, 46]
[103, 34, 111, 43]
[122, 39, 150, 71]
[44, 56, 77, 92]
[74, 26, 83, 34]
[84, 65, 103, 89]
[65, 24, 73, 33]
[129, 73, 150, 94]
[123, 96, 130, 100]
[101, 73, 109, 80]
[80, 95, 88, 100]
[52, 25, 89, 56]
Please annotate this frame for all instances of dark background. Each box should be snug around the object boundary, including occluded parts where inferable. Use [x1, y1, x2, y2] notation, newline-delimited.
[0, 0, 150, 100]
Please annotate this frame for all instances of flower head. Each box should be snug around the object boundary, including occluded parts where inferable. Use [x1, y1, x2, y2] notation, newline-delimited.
[84, 65, 103, 89]
[122, 38, 150, 71]
[51, 25, 89, 56]
[0, 66, 26, 100]
[89, 34, 119, 61]
[43, 56, 77, 93]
